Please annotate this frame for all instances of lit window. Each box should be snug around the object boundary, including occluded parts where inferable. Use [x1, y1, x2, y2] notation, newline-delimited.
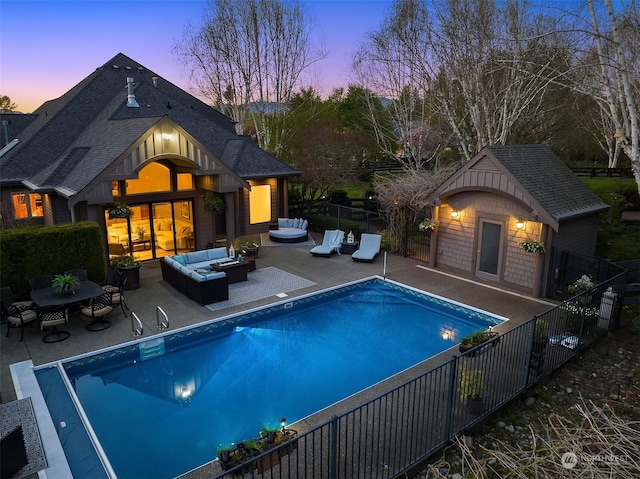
[126, 163, 171, 194]
[12, 193, 43, 218]
[177, 173, 194, 191]
[249, 185, 271, 224]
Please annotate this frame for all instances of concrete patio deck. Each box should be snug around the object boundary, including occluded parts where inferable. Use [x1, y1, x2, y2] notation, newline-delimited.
[0, 232, 556, 478]
[1, 231, 554, 403]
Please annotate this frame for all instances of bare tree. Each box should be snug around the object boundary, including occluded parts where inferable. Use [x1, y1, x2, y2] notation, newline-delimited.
[374, 166, 457, 255]
[582, 0, 640, 193]
[175, 0, 324, 155]
[354, 0, 568, 162]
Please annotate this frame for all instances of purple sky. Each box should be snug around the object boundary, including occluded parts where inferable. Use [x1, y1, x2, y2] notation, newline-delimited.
[1, 0, 392, 113]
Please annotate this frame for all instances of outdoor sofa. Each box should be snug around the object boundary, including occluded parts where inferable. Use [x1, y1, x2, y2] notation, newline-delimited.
[160, 248, 232, 305]
[269, 218, 309, 243]
[351, 234, 382, 263]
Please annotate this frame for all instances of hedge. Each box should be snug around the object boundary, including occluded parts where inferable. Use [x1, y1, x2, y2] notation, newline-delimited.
[0, 222, 107, 298]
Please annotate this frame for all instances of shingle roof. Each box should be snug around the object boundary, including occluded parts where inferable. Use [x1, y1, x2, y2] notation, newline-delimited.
[427, 144, 609, 229]
[487, 145, 608, 221]
[0, 52, 298, 196]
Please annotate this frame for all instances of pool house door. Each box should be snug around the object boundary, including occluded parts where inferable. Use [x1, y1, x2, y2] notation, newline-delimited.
[475, 219, 504, 281]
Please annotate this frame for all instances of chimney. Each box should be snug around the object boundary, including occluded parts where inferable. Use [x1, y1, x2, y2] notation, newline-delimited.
[126, 77, 139, 107]
[152, 77, 158, 88]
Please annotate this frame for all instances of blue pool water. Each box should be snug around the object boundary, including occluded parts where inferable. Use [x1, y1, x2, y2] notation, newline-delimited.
[38, 278, 504, 478]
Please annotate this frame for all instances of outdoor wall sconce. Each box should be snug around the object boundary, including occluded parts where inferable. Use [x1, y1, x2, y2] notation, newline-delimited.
[451, 209, 460, 219]
[162, 132, 172, 141]
[515, 219, 525, 229]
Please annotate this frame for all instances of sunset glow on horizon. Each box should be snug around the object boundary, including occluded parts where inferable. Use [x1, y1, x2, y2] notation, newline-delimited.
[1, 0, 392, 113]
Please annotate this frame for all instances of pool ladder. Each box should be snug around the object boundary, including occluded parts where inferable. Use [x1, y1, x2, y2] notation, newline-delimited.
[130, 306, 169, 337]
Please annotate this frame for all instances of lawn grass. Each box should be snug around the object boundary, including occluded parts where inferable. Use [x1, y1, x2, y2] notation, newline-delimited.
[580, 177, 640, 260]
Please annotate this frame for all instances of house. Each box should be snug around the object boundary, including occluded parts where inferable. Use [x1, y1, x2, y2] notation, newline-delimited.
[0, 53, 299, 262]
[426, 145, 609, 297]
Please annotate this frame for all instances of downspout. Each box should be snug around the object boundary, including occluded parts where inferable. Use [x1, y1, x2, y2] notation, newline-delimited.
[533, 223, 551, 298]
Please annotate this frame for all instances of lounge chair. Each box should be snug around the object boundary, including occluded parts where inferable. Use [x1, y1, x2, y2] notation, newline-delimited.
[351, 233, 382, 263]
[310, 230, 345, 257]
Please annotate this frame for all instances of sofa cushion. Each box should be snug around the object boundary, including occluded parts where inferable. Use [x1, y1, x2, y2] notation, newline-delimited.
[207, 247, 228, 261]
[184, 250, 209, 264]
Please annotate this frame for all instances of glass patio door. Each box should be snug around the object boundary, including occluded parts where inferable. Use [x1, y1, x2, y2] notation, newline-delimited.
[476, 220, 503, 280]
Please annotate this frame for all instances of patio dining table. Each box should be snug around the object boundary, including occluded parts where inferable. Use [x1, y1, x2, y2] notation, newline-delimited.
[30, 280, 104, 308]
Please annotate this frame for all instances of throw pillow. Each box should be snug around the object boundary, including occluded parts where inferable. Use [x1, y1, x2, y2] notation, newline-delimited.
[173, 255, 186, 266]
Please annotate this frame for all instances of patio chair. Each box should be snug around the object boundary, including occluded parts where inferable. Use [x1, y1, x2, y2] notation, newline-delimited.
[310, 230, 345, 257]
[80, 292, 114, 331]
[351, 234, 382, 263]
[0, 286, 35, 312]
[3, 301, 38, 341]
[64, 268, 88, 281]
[102, 269, 129, 316]
[29, 274, 53, 291]
[37, 305, 70, 343]
[108, 242, 129, 258]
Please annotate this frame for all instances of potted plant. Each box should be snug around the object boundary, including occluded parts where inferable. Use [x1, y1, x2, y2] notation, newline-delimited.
[568, 274, 595, 294]
[217, 443, 235, 464]
[532, 318, 549, 353]
[418, 218, 439, 232]
[110, 255, 141, 290]
[260, 424, 280, 444]
[229, 238, 241, 259]
[135, 226, 146, 241]
[518, 238, 546, 254]
[202, 192, 225, 214]
[460, 365, 484, 413]
[242, 240, 260, 257]
[458, 329, 499, 355]
[108, 202, 132, 219]
[51, 273, 80, 295]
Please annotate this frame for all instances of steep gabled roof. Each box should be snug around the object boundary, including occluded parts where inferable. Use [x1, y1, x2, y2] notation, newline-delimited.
[0, 52, 298, 196]
[427, 144, 608, 230]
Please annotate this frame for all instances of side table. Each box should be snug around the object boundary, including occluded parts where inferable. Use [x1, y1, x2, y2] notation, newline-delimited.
[340, 241, 359, 255]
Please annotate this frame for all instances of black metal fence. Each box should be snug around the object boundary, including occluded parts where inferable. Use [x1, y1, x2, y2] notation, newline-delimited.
[210, 263, 628, 478]
[292, 201, 431, 263]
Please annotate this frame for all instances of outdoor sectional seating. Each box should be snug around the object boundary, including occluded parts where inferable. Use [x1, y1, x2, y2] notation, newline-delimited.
[160, 247, 232, 305]
[269, 218, 309, 243]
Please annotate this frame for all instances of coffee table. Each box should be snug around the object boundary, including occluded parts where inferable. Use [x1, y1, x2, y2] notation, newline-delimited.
[211, 259, 256, 284]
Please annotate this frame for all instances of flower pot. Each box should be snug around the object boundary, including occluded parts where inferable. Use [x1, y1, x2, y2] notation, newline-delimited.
[117, 265, 140, 290]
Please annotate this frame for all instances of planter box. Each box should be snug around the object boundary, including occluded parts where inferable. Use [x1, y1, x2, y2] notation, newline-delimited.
[459, 332, 500, 357]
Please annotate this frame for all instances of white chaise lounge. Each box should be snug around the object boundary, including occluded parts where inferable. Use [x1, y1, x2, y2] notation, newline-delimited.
[310, 230, 345, 257]
[351, 233, 382, 263]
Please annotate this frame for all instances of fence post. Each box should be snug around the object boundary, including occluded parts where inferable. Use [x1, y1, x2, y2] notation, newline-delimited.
[444, 357, 458, 439]
[329, 415, 339, 479]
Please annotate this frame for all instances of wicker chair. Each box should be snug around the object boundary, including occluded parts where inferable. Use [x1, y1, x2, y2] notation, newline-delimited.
[29, 275, 53, 291]
[102, 268, 129, 316]
[81, 292, 114, 331]
[2, 301, 38, 341]
[37, 305, 70, 343]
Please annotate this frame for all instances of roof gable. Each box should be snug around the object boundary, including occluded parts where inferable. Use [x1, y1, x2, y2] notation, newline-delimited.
[428, 145, 608, 230]
[1, 52, 298, 196]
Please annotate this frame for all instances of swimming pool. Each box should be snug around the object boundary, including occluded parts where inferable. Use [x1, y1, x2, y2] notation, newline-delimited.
[32, 277, 505, 478]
